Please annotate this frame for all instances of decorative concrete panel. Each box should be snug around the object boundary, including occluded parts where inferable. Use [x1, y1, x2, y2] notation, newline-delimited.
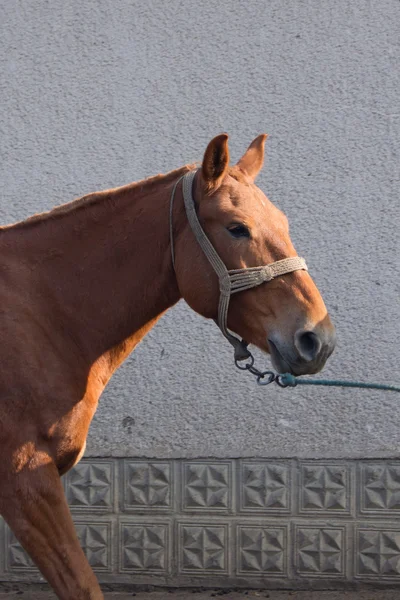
[299, 462, 352, 516]
[122, 461, 172, 513]
[178, 522, 229, 575]
[120, 521, 170, 574]
[239, 461, 291, 514]
[75, 522, 113, 572]
[237, 524, 288, 577]
[356, 526, 400, 579]
[65, 460, 115, 513]
[359, 464, 400, 517]
[2, 458, 400, 588]
[182, 461, 232, 513]
[294, 524, 346, 578]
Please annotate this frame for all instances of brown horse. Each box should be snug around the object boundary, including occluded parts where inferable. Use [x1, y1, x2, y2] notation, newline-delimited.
[0, 134, 335, 599]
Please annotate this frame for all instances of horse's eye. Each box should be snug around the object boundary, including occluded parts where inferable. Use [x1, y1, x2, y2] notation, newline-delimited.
[227, 224, 250, 239]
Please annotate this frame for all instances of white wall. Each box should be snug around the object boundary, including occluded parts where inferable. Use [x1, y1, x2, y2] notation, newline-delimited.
[1, 0, 399, 459]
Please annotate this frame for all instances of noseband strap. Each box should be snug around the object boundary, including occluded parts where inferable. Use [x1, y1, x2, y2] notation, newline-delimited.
[170, 170, 308, 361]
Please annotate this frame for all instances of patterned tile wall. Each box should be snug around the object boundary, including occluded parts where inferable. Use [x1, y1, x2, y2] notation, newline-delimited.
[1, 458, 400, 587]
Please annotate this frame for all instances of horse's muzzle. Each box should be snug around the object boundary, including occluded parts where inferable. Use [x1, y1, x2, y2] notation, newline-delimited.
[268, 327, 336, 375]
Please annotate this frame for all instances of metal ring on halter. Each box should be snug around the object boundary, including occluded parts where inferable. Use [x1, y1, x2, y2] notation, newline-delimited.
[235, 354, 255, 371]
[257, 372, 276, 386]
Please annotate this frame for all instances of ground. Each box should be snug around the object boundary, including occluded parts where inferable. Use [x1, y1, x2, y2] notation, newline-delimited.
[0, 587, 399, 600]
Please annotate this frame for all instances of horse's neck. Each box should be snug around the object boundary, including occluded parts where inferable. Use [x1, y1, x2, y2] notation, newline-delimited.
[11, 170, 189, 376]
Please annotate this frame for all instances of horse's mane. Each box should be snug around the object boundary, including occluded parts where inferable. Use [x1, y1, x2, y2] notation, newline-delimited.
[2, 164, 198, 232]
[2, 162, 250, 233]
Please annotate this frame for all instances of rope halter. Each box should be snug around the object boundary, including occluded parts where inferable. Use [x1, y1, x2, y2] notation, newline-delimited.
[170, 170, 308, 361]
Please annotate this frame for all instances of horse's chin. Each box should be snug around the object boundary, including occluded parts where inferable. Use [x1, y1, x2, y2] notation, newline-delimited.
[268, 340, 295, 374]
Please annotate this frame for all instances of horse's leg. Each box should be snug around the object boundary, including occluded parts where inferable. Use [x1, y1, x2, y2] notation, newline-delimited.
[0, 454, 103, 600]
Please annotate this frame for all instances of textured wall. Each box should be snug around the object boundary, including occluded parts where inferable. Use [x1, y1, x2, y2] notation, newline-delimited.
[0, 0, 399, 460]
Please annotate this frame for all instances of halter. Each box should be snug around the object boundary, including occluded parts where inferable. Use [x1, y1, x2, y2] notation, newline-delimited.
[169, 170, 308, 361]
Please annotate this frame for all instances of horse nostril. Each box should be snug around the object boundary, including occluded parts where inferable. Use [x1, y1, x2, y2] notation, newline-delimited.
[295, 330, 322, 362]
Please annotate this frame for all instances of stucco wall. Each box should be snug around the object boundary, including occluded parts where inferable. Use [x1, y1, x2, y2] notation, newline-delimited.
[0, 0, 399, 460]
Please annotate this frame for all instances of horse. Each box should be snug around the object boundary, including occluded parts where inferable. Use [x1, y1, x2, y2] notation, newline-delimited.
[0, 134, 336, 599]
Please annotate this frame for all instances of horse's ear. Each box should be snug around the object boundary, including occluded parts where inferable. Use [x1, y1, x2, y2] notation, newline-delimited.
[236, 134, 268, 182]
[201, 134, 230, 192]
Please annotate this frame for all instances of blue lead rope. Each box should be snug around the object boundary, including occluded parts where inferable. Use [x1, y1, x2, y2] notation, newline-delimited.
[277, 373, 400, 393]
[234, 351, 400, 392]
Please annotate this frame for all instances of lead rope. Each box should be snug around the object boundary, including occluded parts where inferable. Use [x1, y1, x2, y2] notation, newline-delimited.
[276, 374, 400, 392]
[235, 351, 400, 392]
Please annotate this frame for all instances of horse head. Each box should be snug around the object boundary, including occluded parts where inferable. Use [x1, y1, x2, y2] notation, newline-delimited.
[174, 134, 336, 375]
